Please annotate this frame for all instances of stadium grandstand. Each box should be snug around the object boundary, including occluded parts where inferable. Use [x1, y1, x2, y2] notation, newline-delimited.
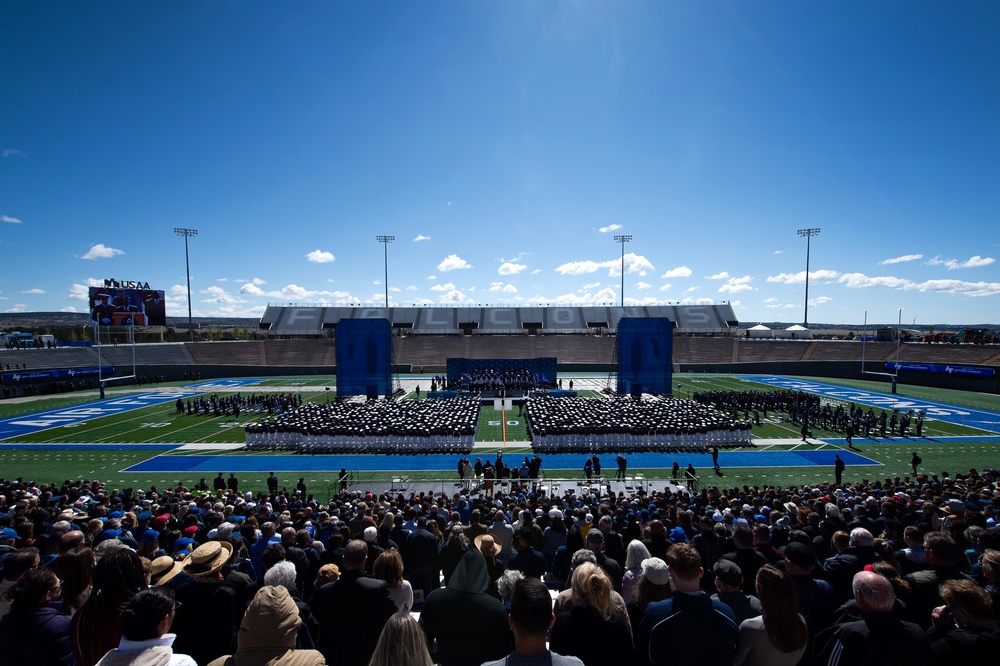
[2, 304, 999, 396]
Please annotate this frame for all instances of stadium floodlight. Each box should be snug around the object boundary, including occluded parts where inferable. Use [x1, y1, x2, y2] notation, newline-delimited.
[376, 235, 395, 308]
[797, 228, 820, 327]
[174, 227, 198, 342]
[613, 234, 632, 307]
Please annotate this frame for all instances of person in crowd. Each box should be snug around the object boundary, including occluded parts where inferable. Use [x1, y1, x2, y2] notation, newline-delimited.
[475, 533, 505, 599]
[420, 546, 510, 666]
[94, 586, 196, 666]
[310, 539, 397, 666]
[903, 530, 973, 628]
[812, 570, 931, 666]
[481, 576, 584, 666]
[926, 578, 1000, 663]
[171, 540, 242, 665]
[549, 562, 634, 665]
[508, 527, 547, 579]
[51, 546, 94, 616]
[372, 548, 413, 612]
[207, 585, 324, 666]
[780, 540, 837, 640]
[0, 546, 41, 618]
[263, 561, 321, 650]
[622, 539, 653, 603]
[0, 566, 76, 665]
[822, 527, 881, 603]
[626, 556, 672, 636]
[711, 558, 762, 625]
[71, 548, 149, 666]
[635, 543, 738, 666]
[369, 611, 435, 666]
[719, 525, 767, 596]
[732, 564, 809, 666]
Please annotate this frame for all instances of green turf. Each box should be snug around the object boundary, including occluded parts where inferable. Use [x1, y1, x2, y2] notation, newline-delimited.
[1, 373, 998, 493]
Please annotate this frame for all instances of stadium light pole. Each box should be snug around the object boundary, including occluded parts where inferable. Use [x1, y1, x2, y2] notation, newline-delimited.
[173, 227, 198, 342]
[613, 234, 631, 307]
[797, 228, 820, 327]
[376, 235, 394, 308]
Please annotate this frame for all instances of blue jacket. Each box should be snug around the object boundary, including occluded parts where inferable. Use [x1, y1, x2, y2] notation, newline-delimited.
[636, 591, 738, 666]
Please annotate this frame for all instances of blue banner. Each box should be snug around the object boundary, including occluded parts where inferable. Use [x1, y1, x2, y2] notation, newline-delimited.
[885, 362, 994, 377]
[1, 366, 115, 384]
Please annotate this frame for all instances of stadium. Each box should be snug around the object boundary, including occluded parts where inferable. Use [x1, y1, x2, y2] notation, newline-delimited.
[2, 303, 998, 497]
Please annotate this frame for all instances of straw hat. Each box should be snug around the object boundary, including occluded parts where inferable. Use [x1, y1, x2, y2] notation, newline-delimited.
[150, 555, 185, 587]
[182, 540, 233, 578]
[474, 533, 499, 558]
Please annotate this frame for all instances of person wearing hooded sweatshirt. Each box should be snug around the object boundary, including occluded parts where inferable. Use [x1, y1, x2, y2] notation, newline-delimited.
[207, 585, 324, 666]
[419, 547, 511, 666]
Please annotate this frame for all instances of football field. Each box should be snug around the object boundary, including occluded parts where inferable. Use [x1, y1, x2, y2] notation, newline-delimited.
[1, 373, 997, 494]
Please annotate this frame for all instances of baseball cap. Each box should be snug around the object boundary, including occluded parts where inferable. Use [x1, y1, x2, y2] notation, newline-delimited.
[714, 559, 743, 587]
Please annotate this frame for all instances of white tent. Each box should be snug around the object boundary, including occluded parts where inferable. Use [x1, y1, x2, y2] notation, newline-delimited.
[780, 324, 813, 340]
[747, 324, 774, 339]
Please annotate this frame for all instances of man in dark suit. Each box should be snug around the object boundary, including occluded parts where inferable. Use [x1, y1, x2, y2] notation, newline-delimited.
[310, 539, 397, 666]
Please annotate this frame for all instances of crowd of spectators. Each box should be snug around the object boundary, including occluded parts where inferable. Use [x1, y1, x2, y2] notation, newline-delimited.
[0, 463, 998, 665]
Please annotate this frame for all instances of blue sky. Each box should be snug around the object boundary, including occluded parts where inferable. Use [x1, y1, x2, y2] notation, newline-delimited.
[2, 1, 998, 327]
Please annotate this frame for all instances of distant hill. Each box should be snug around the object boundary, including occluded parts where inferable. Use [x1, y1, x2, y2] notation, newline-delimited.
[0, 312, 258, 330]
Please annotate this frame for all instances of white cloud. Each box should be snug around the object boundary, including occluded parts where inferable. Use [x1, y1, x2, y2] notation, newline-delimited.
[239, 283, 264, 296]
[635, 282, 651, 290]
[927, 255, 995, 270]
[581, 282, 601, 290]
[414, 235, 431, 242]
[405, 285, 418, 291]
[82, 244, 124, 260]
[389, 286, 401, 292]
[202, 286, 245, 305]
[766, 269, 840, 285]
[67, 284, 90, 301]
[59, 306, 78, 313]
[555, 253, 653, 277]
[498, 261, 527, 276]
[837, 273, 913, 289]
[430, 282, 457, 292]
[437, 288, 468, 303]
[531, 269, 542, 275]
[879, 254, 923, 265]
[21, 288, 44, 295]
[719, 275, 754, 294]
[707, 271, 730, 280]
[169, 285, 188, 297]
[773, 249, 785, 255]
[658, 283, 672, 292]
[2, 149, 25, 158]
[598, 224, 622, 233]
[661, 266, 692, 279]
[683, 286, 699, 294]
[809, 295, 833, 305]
[437, 254, 472, 271]
[305, 249, 335, 263]
[2, 215, 23, 224]
[904, 278, 1000, 297]
[426, 275, 437, 280]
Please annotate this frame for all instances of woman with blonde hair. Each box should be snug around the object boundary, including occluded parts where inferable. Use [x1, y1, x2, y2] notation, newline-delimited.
[369, 611, 434, 666]
[732, 563, 809, 666]
[621, 539, 652, 603]
[549, 562, 634, 665]
[371, 549, 413, 612]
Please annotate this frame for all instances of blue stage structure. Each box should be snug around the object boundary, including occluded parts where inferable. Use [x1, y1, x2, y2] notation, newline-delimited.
[616, 317, 673, 396]
[335, 318, 393, 398]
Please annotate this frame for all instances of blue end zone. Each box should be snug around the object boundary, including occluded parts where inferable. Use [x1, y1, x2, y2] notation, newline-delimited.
[122, 449, 879, 474]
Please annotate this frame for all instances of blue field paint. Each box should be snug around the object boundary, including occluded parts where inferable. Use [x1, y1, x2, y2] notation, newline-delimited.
[736, 375, 1000, 430]
[122, 449, 880, 474]
[0, 378, 263, 441]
